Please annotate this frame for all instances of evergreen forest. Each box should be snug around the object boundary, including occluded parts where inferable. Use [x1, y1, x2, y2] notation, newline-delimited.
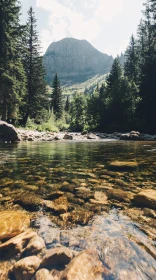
[0, 0, 155, 133]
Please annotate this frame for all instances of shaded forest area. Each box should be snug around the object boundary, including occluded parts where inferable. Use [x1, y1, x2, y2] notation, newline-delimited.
[0, 0, 155, 133]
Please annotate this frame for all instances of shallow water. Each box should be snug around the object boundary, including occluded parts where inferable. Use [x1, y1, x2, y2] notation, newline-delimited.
[0, 140, 156, 279]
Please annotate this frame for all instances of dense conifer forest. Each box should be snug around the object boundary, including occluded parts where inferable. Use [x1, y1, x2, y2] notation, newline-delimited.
[0, 0, 155, 133]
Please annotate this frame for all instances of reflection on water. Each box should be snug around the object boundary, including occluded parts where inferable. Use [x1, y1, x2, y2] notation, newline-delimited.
[0, 140, 156, 279]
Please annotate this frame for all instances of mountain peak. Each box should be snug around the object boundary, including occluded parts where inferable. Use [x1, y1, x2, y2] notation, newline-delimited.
[43, 38, 113, 86]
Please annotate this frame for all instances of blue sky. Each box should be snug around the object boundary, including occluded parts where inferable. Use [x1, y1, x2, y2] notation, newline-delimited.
[20, 0, 144, 57]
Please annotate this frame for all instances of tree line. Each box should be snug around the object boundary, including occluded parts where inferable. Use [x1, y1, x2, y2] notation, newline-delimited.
[0, 0, 155, 133]
[68, 0, 156, 133]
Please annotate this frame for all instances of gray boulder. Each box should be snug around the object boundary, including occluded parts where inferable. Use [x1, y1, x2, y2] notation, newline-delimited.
[0, 121, 21, 142]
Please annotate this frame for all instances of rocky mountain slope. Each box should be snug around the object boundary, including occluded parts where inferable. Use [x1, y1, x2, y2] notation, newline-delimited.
[43, 38, 113, 86]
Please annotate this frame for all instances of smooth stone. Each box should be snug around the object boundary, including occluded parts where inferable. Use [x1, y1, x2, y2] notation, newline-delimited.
[40, 246, 77, 269]
[134, 189, 156, 210]
[109, 161, 139, 171]
[0, 211, 30, 241]
[59, 249, 104, 280]
[0, 121, 21, 142]
[107, 189, 134, 202]
[33, 269, 54, 280]
[12, 256, 41, 280]
[0, 229, 45, 258]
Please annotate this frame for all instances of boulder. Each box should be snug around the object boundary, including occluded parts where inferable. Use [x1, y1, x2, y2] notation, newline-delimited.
[0, 211, 30, 241]
[60, 249, 105, 280]
[0, 229, 45, 258]
[120, 131, 140, 140]
[63, 134, 73, 140]
[12, 256, 41, 280]
[0, 121, 21, 142]
[87, 133, 98, 140]
[109, 161, 139, 171]
[134, 189, 156, 210]
[40, 246, 77, 270]
[33, 269, 54, 280]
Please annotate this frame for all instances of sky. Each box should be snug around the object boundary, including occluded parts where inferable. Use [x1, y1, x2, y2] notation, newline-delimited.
[20, 0, 145, 57]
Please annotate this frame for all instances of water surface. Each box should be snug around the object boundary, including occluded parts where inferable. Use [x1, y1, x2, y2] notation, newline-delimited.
[0, 141, 156, 279]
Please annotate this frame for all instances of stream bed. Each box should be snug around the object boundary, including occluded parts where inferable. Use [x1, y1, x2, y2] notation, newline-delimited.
[0, 140, 156, 279]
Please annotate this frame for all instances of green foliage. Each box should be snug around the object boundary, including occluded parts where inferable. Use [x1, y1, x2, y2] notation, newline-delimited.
[22, 6, 48, 125]
[51, 73, 63, 119]
[0, 0, 26, 121]
[70, 93, 87, 131]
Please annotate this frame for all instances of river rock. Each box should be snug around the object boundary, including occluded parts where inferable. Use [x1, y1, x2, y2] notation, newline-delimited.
[44, 197, 68, 214]
[46, 191, 64, 200]
[0, 121, 21, 142]
[40, 246, 77, 270]
[59, 249, 105, 280]
[33, 269, 54, 280]
[14, 194, 43, 211]
[87, 133, 98, 140]
[0, 229, 45, 258]
[60, 210, 93, 225]
[109, 161, 139, 171]
[107, 189, 134, 202]
[0, 211, 30, 241]
[12, 256, 41, 280]
[63, 134, 73, 140]
[134, 189, 156, 210]
[120, 131, 140, 140]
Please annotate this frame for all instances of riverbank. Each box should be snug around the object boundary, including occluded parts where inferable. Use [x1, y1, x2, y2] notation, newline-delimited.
[0, 121, 156, 142]
[17, 128, 156, 142]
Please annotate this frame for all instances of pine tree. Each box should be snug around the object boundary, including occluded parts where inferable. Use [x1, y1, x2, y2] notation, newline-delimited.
[124, 35, 138, 84]
[0, 0, 26, 121]
[65, 96, 70, 112]
[23, 7, 47, 124]
[51, 73, 62, 119]
[138, 0, 156, 132]
[70, 93, 87, 131]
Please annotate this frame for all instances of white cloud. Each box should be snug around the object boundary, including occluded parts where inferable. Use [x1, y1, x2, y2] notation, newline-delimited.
[103, 38, 129, 58]
[95, 0, 124, 22]
[36, 0, 124, 54]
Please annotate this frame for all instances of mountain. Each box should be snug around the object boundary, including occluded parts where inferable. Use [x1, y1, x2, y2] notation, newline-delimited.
[43, 38, 113, 86]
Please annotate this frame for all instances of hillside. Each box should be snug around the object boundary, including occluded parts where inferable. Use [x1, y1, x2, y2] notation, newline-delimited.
[43, 38, 113, 86]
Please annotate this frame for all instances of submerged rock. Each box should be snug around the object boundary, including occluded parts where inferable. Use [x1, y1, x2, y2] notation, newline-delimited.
[59, 249, 104, 280]
[12, 256, 41, 280]
[109, 161, 139, 171]
[60, 210, 93, 225]
[134, 189, 156, 210]
[107, 189, 134, 202]
[0, 121, 21, 142]
[40, 246, 77, 270]
[0, 211, 30, 241]
[0, 229, 45, 258]
[33, 269, 54, 280]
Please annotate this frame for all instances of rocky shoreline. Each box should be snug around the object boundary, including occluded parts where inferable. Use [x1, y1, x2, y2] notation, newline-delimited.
[0, 121, 156, 142]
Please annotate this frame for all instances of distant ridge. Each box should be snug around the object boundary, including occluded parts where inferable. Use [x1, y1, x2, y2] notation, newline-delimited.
[43, 38, 113, 86]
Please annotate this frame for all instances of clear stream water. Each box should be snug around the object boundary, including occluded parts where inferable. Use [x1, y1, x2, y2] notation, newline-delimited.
[0, 140, 156, 279]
